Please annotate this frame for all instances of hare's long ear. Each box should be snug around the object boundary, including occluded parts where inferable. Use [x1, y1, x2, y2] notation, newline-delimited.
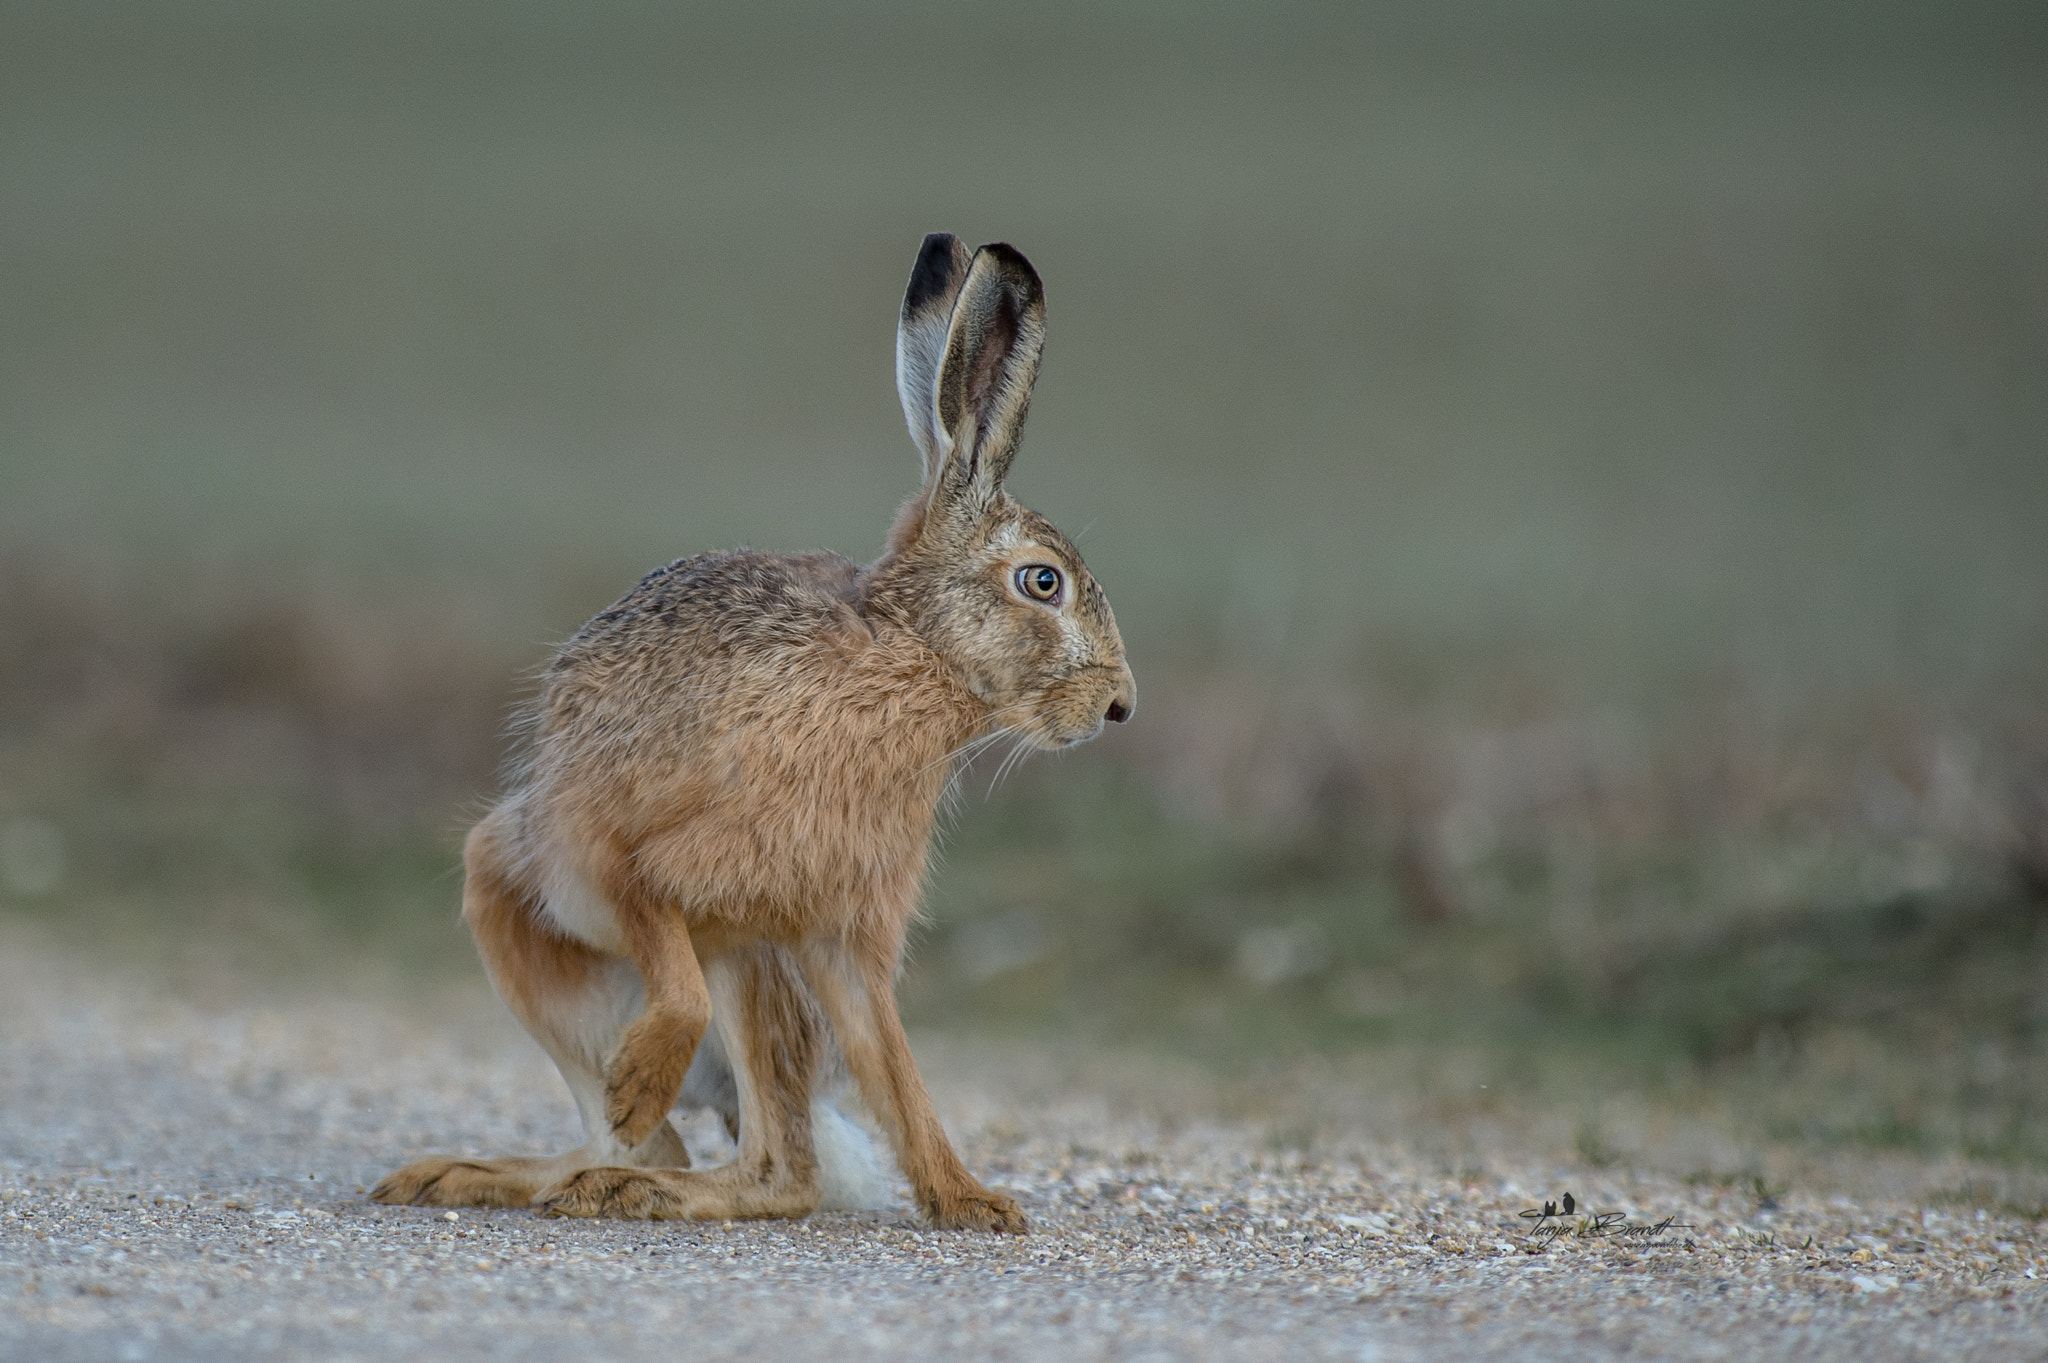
[930, 242, 1045, 516]
[896, 233, 974, 481]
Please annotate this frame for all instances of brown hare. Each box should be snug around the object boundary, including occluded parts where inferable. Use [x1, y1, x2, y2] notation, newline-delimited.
[371, 235, 1134, 1231]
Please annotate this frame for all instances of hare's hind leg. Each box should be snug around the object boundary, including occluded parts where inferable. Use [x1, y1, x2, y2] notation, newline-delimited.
[536, 945, 825, 1221]
[371, 823, 692, 1210]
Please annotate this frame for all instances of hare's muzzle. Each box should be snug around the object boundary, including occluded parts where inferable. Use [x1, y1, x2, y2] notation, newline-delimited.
[1104, 675, 1135, 725]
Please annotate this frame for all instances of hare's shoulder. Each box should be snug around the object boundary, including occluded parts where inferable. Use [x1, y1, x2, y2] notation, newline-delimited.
[562, 549, 866, 662]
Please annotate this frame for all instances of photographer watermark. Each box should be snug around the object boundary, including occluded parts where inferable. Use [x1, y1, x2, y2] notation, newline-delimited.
[1519, 1192, 1695, 1250]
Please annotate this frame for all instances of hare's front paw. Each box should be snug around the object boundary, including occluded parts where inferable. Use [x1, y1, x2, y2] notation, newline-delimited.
[603, 1070, 675, 1149]
[926, 1185, 1028, 1234]
[603, 1021, 692, 1148]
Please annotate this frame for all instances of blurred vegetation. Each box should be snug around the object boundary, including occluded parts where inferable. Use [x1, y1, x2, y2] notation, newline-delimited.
[3, 1, 2047, 1168]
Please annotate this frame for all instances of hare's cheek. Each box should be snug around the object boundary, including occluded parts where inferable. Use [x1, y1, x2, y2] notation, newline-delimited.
[1053, 611, 1091, 666]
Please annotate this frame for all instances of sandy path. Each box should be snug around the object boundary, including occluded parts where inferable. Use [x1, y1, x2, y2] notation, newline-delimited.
[2, 935, 2044, 1362]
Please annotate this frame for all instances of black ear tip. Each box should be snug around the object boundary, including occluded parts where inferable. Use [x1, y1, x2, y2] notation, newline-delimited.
[975, 242, 1044, 300]
[976, 241, 1036, 272]
[918, 232, 962, 264]
[905, 233, 968, 314]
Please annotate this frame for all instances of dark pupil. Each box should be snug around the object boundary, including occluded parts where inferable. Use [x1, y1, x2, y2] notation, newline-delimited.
[1030, 568, 1056, 596]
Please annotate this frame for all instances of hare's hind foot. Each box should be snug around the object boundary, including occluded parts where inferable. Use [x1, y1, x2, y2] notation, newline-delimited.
[371, 1154, 562, 1209]
[372, 1118, 694, 1210]
[535, 1163, 821, 1222]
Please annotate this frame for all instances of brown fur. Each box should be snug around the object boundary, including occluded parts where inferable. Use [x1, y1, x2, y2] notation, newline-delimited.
[373, 236, 1134, 1231]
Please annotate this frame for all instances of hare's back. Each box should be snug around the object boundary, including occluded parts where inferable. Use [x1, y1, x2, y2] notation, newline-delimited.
[573, 549, 862, 646]
[539, 549, 867, 732]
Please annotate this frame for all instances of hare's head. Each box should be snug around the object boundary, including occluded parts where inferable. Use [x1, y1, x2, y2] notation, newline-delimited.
[875, 234, 1134, 751]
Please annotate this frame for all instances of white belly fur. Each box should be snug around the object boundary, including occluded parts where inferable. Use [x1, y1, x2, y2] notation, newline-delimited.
[812, 1094, 896, 1211]
[536, 854, 631, 956]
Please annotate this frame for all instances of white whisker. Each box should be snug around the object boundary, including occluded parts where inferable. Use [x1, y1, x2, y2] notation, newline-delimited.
[938, 734, 1005, 808]
[914, 700, 1040, 780]
[985, 727, 1041, 800]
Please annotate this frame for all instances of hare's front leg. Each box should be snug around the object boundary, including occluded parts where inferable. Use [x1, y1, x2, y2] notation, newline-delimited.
[536, 945, 825, 1221]
[798, 937, 1027, 1233]
[597, 881, 714, 1147]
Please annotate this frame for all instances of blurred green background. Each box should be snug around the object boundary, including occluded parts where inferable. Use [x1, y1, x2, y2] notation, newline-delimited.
[4, 2, 2047, 1172]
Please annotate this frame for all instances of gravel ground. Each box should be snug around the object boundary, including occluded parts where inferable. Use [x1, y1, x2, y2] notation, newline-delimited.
[3, 932, 2046, 1362]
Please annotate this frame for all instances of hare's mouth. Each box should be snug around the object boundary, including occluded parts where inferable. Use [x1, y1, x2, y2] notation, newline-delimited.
[1031, 667, 1128, 749]
[1029, 712, 1108, 751]
[985, 712, 1093, 754]
[980, 669, 1126, 753]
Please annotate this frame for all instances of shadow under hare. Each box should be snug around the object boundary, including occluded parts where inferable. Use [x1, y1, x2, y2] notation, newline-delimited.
[372, 235, 1133, 1231]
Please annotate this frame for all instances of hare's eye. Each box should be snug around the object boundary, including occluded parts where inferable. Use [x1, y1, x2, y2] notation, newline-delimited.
[1016, 564, 1063, 603]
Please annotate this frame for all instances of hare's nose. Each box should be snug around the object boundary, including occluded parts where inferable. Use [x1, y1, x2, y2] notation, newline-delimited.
[1104, 672, 1135, 725]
